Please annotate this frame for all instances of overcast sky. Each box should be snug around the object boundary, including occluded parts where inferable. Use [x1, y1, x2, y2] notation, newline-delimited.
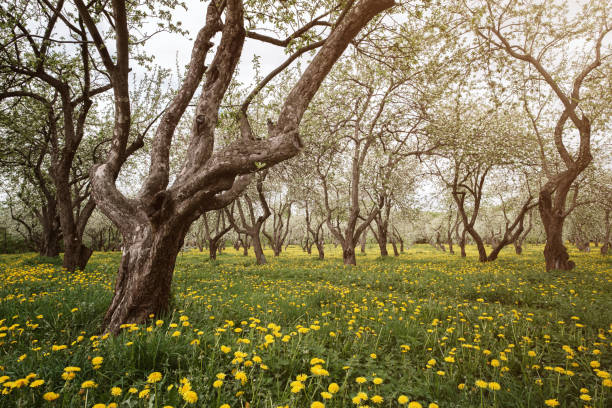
[138, 1, 289, 89]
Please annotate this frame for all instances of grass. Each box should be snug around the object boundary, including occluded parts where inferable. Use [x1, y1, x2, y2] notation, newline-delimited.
[0, 244, 610, 408]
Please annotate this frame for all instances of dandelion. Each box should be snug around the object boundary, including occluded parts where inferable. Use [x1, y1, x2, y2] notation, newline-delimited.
[91, 356, 103, 366]
[147, 372, 162, 383]
[544, 399, 560, 407]
[81, 380, 97, 389]
[488, 382, 501, 391]
[29, 379, 44, 387]
[182, 390, 198, 404]
[43, 392, 60, 401]
[311, 402, 325, 408]
[475, 380, 488, 388]
[371, 395, 383, 404]
[321, 391, 333, 399]
[398, 395, 409, 404]
[356, 376, 367, 384]
[111, 387, 122, 396]
[328, 383, 340, 393]
[213, 380, 223, 388]
[139, 389, 150, 399]
[373, 377, 383, 385]
[408, 402, 423, 408]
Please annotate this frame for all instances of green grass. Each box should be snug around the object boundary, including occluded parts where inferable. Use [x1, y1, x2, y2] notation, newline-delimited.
[0, 244, 610, 407]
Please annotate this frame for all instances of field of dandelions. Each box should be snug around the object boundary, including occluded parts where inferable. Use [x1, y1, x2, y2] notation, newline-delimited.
[0, 244, 610, 408]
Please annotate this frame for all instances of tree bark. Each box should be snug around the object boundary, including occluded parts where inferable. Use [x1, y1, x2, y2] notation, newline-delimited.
[315, 239, 325, 260]
[342, 243, 356, 265]
[81, 0, 394, 333]
[539, 189, 575, 270]
[601, 210, 610, 255]
[102, 220, 190, 334]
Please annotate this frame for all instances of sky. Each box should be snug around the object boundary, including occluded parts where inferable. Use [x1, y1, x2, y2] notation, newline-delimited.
[138, 1, 289, 89]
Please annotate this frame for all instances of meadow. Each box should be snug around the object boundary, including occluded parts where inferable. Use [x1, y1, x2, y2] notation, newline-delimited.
[0, 244, 610, 408]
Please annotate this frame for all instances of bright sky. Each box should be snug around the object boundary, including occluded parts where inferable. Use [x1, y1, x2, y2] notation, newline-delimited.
[141, 1, 288, 88]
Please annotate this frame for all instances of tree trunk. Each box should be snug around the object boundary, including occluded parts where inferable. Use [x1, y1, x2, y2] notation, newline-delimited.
[40, 225, 61, 257]
[601, 210, 610, 255]
[252, 234, 267, 265]
[447, 233, 454, 254]
[391, 239, 399, 256]
[342, 243, 356, 265]
[102, 222, 189, 334]
[459, 231, 466, 258]
[514, 241, 523, 255]
[63, 238, 93, 271]
[539, 190, 575, 271]
[315, 240, 325, 260]
[209, 240, 218, 260]
[378, 231, 388, 256]
[360, 233, 366, 253]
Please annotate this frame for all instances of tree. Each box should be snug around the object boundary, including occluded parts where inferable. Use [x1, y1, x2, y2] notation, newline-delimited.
[0, 100, 61, 256]
[75, 0, 394, 332]
[225, 172, 270, 265]
[0, 0, 122, 270]
[466, 0, 611, 270]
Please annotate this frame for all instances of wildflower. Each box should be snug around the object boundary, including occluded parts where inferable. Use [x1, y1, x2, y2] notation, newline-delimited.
[371, 395, 383, 404]
[579, 394, 591, 401]
[373, 377, 383, 385]
[220, 345, 231, 353]
[235, 371, 247, 384]
[458, 383, 466, 390]
[81, 380, 97, 389]
[408, 402, 423, 408]
[111, 387, 122, 396]
[528, 350, 536, 357]
[182, 390, 198, 404]
[398, 395, 409, 404]
[128, 387, 138, 394]
[296, 374, 308, 382]
[321, 391, 333, 399]
[356, 376, 367, 384]
[328, 383, 340, 393]
[139, 389, 150, 399]
[311, 402, 325, 408]
[147, 372, 162, 383]
[427, 359, 436, 366]
[43, 392, 60, 401]
[92, 356, 103, 366]
[92, 404, 106, 408]
[213, 380, 223, 388]
[29, 379, 44, 387]
[488, 382, 501, 391]
[429, 404, 439, 408]
[475, 380, 488, 388]
[544, 399, 560, 407]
